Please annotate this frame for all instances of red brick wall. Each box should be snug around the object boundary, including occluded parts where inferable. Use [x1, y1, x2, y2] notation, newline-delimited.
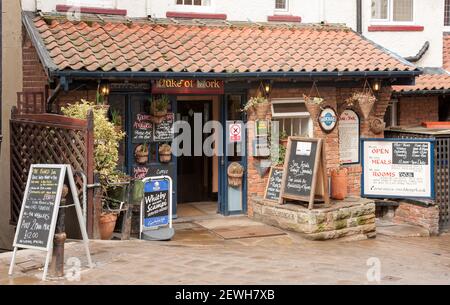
[22, 29, 48, 94]
[394, 202, 440, 235]
[398, 96, 439, 126]
[246, 85, 392, 216]
[444, 32, 450, 71]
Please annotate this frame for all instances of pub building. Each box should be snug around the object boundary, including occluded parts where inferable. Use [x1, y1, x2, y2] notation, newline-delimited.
[16, 9, 443, 240]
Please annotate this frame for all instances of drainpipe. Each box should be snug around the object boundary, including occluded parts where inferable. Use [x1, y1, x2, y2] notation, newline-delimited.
[46, 82, 62, 113]
[356, 0, 362, 33]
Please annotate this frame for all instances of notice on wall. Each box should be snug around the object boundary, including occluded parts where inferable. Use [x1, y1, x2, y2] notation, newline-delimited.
[154, 113, 174, 142]
[339, 109, 360, 164]
[362, 139, 434, 199]
[132, 113, 153, 144]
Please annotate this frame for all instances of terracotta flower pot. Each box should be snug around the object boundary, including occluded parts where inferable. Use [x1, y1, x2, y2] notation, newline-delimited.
[99, 213, 118, 240]
[280, 138, 288, 148]
[331, 168, 348, 200]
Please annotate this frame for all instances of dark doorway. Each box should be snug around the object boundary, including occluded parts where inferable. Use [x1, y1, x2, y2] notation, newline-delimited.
[177, 100, 213, 203]
[439, 95, 450, 121]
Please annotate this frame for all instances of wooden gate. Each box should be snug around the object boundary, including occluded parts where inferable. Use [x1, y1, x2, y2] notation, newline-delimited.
[9, 106, 97, 236]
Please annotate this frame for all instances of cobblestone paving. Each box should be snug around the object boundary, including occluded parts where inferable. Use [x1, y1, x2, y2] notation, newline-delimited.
[1, 225, 450, 285]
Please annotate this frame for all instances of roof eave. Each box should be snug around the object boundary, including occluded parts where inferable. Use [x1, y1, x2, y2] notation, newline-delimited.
[393, 89, 450, 96]
[51, 69, 422, 81]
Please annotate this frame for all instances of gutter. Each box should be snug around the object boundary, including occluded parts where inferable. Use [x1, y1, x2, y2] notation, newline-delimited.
[393, 89, 450, 97]
[51, 70, 423, 80]
[46, 82, 63, 113]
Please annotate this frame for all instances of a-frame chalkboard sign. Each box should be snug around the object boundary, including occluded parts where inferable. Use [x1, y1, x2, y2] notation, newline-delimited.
[279, 137, 330, 209]
[8, 164, 93, 281]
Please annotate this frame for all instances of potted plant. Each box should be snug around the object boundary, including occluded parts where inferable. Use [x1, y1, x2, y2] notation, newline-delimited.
[280, 130, 288, 148]
[110, 109, 122, 133]
[61, 100, 126, 240]
[135, 143, 149, 164]
[150, 95, 169, 123]
[303, 95, 324, 119]
[243, 96, 270, 120]
[331, 166, 348, 200]
[227, 162, 244, 187]
[159, 143, 172, 163]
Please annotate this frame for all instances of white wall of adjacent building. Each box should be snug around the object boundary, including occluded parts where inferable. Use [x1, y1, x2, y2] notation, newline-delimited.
[19, 0, 446, 67]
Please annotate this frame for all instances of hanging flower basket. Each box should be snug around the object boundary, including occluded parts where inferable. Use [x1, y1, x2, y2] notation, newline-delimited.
[369, 117, 386, 135]
[243, 96, 270, 120]
[159, 144, 172, 163]
[303, 82, 324, 119]
[135, 144, 149, 164]
[150, 95, 169, 123]
[227, 162, 244, 187]
[346, 80, 377, 119]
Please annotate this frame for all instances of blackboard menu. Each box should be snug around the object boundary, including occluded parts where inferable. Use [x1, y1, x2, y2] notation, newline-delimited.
[14, 167, 63, 249]
[143, 179, 170, 228]
[154, 113, 174, 142]
[132, 113, 153, 143]
[264, 167, 283, 201]
[132, 164, 175, 180]
[282, 140, 318, 200]
[392, 142, 428, 165]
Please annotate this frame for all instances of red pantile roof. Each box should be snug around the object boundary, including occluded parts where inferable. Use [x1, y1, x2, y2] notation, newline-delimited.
[393, 73, 450, 93]
[29, 15, 416, 74]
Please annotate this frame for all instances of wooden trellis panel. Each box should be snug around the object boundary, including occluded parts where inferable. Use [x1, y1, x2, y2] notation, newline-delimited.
[9, 106, 96, 236]
[17, 92, 46, 114]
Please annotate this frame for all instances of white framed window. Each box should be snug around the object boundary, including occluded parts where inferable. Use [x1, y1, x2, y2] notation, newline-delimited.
[271, 98, 313, 138]
[371, 0, 414, 23]
[275, 0, 289, 12]
[176, 0, 211, 6]
[384, 99, 398, 127]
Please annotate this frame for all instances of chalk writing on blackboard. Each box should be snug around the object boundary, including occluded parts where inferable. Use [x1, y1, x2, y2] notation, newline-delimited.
[154, 113, 174, 142]
[132, 113, 153, 143]
[264, 167, 283, 201]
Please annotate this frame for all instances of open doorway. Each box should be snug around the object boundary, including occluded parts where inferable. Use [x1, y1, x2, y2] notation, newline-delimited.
[177, 99, 213, 203]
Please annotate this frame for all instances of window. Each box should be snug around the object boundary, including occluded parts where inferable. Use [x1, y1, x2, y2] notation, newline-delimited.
[445, 0, 450, 26]
[271, 99, 313, 137]
[384, 99, 398, 128]
[275, 0, 288, 11]
[371, 0, 413, 22]
[176, 0, 210, 5]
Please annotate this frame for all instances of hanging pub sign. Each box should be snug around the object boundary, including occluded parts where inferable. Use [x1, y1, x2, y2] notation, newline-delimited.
[279, 137, 329, 209]
[132, 113, 153, 144]
[154, 113, 174, 142]
[339, 109, 360, 164]
[152, 79, 224, 95]
[318, 107, 337, 133]
[362, 139, 435, 199]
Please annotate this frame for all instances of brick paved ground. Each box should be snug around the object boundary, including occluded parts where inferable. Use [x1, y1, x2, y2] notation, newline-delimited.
[1, 218, 449, 285]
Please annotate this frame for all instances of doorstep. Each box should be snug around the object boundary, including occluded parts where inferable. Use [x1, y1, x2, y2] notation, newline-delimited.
[250, 197, 376, 241]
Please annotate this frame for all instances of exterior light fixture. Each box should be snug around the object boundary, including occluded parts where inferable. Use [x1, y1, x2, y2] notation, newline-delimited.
[260, 81, 272, 97]
[371, 79, 381, 92]
[99, 82, 110, 96]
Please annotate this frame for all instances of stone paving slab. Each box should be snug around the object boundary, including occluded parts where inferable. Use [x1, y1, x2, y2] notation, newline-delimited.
[1, 228, 449, 285]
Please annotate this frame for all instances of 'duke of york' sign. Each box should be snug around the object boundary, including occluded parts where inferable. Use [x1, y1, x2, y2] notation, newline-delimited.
[152, 79, 224, 95]
[362, 139, 435, 199]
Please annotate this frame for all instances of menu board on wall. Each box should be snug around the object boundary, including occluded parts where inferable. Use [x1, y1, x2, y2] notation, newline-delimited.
[132, 113, 153, 144]
[264, 167, 283, 202]
[339, 109, 360, 164]
[362, 139, 434, 199]
[132, 164, 175, 180]
[154, 113, 174, 142]
[13, 166, 63, 250]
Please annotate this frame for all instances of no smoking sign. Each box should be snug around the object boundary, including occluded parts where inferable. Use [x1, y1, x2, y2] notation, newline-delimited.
[229, 123, 242, 143]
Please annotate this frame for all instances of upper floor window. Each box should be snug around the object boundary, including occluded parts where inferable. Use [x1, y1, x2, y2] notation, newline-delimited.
[371, 0, 414, 22]
[176, 0, 211, 5]
[445, 0, 450, 26]
[275, 0, 289, 11]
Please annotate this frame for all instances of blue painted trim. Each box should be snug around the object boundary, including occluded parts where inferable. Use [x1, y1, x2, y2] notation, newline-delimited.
[360, 138, 436, 200]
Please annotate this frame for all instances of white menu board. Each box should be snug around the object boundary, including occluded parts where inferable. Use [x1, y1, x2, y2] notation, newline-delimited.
[339, 110, 360, 164]
[362, 139, 434, 199]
